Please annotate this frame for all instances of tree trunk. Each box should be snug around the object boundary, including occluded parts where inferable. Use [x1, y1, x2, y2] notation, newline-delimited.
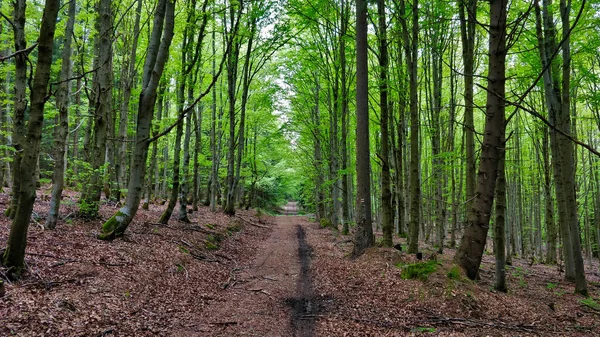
[210, 21, 219, 212]
[178, 108, 192, 222]
[2, 0, 60, 277]
[494, 133, 507, 292]
[312, 77, 326, 224]
[143, 82, 165, 210]
[459, 0, 477, 222]
[454, 0, 507, 279]
[559, 0, 587, 295]
[80, 0, 114, 218]
[352, 0, 374, 257]
[224, 3, 242, 216]
[99, 0, 175, 239]
[160, 117, 183, 224]
[400, 0, 420, 254]
[340, 0, 350, 234]
[46, 0, 76, 229]
[5, 0, 27, 219]
[192, 104, 202, 211]
[378, 0, 393, 247]
[117, 0, 143, 200]
[542, 125, 557, 263]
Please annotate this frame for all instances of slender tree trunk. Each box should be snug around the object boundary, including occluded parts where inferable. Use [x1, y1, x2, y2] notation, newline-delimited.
[46, 0, 76, 229]
[178, 107, 192, 222]
[378, 0, 393, 247]
[495, 133, 507, 292]
[224, 3, 242, 216]
[80, 0, 114, 218]
[192, 104, 202, 211]
[5, 0, 27, 219]
[2, 0, 60, 277]
[400, 0, 420, 254]
[117, 0, 143, 199]
[100, 0, 175, 239]
[160, 117, 183, 224]
[235, 18, 255, 209]
[454, 0, 507, 279]
[352, 0, 374, 257]
[340, 0, 350, 234]
[459, 0, 477, 222]
[535, 0, 579, 281]
[559, 0, 587, 295]
[313, 77, 326, 224]
[143, 83, 165, 210]
[210, 21, 219, 212]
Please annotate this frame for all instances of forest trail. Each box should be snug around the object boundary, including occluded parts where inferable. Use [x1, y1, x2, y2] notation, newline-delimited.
[280, 201, 299, 215]
[183, 215, 316, 336]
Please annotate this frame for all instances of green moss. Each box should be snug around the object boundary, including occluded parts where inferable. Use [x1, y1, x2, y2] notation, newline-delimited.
[399, 261, 438, 281]
[205, 234, 222, 250]
[319, 218, 332, 228]
[447, 265, 461, 280]
[205, 241, 219, 250]
[579, 297, 600, 311]
[226, 222, 242, 233]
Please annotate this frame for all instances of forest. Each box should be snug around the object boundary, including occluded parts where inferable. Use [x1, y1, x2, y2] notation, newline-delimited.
[1, 0, 600, 335]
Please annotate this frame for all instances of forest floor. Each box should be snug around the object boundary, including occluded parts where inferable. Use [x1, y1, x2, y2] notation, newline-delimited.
[1, 190, 600, 336]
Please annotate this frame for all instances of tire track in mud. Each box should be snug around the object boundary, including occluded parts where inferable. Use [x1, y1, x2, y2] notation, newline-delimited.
[286, 225, 316, 337]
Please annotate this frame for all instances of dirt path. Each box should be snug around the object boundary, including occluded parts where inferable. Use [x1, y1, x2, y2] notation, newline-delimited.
[179, 215, 316, 336]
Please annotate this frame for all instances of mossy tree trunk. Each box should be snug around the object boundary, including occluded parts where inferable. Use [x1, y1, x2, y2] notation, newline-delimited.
[100, 0, 175, 239]
[80, 0, 114, 218]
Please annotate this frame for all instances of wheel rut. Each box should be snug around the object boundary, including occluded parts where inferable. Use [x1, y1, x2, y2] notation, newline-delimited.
[286, 225, 316, 337]
[182, 215, 324, 336]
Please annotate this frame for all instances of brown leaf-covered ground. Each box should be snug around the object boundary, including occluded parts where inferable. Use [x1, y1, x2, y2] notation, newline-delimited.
[1, 190, 600, 336]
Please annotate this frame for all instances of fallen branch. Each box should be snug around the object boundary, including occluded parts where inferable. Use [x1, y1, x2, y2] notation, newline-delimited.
[236, 215, 269, 228]
[426, 315, 537, 333]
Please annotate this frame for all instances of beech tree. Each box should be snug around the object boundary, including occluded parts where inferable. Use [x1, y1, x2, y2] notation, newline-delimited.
[352, 0, 374, 257]
[454, 0, 508, 279]
[2, 0, 60, 277]
[99, 0, 175, 239]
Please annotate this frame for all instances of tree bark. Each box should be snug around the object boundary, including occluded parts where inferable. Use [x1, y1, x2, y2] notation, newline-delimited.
[454, 0, 507, 279]
[559, 0, 587, 295]
[378, 0, 393, 247]
[80, 0, 114, 218]
[224, 3, 243, 216]
[99, 0, 175, 239]
[494, 133, 507, 292]
[400, 0, 420, 254]
[116, 0, 143, 200]
[352, 0, 374, 257]
[5, 0, 27, 219]
[459, 0, 478, 223]
[2, 0, 60, 277]
[46, 0, 76, 229]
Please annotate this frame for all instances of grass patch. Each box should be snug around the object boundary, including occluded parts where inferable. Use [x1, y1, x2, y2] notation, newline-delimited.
[546, 282, 557, 290]
[579, 297, 600, 311]
[410, 326, 436, 333]
[398, 260, 438, 281]
[447, 265, 461, 280]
